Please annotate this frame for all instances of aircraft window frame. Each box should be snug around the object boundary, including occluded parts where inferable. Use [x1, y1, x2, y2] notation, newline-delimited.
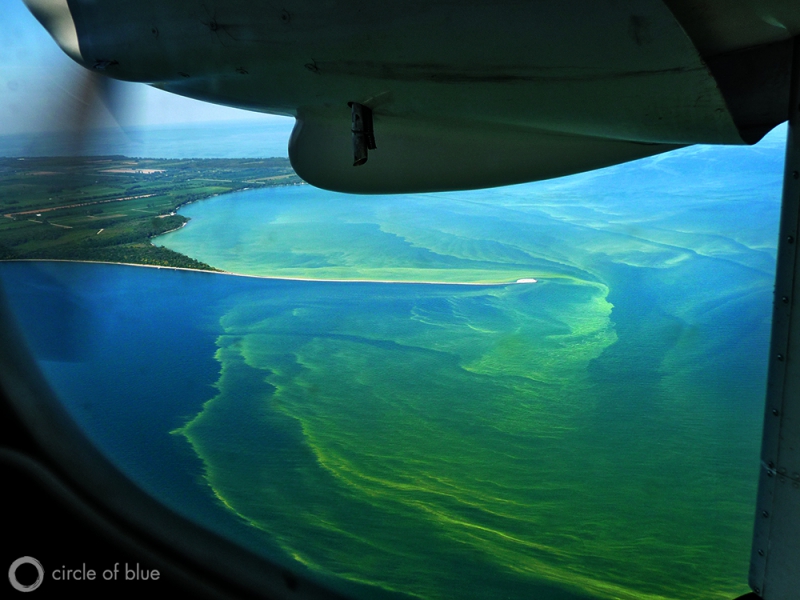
[4, 2, 799, 598]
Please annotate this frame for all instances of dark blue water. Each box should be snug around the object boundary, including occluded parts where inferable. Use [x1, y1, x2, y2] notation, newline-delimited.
[1, 262, 229, 513]
[0, 261, 419, 600]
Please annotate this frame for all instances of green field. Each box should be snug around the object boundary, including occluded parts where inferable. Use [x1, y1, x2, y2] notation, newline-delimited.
[0, 156, 300, 269]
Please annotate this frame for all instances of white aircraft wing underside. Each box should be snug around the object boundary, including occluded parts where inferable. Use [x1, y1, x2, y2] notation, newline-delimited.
[23, 0, 800, 192]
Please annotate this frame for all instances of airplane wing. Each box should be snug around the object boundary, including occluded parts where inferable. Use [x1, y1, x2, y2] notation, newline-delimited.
[23, 0, 800, 193]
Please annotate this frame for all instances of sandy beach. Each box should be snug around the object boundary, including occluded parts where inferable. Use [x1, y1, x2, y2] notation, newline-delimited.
[0, 259, 538, 287]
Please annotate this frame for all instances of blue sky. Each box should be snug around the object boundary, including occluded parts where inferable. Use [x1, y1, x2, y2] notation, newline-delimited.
[0, 0, 292, 136]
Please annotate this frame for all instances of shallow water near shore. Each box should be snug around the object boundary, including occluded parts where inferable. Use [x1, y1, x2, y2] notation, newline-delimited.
[0, 129, 785, 600]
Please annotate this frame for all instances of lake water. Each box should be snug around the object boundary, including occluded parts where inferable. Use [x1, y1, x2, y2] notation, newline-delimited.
[0, 125, 786, 600]
[0, 118, 295, 159]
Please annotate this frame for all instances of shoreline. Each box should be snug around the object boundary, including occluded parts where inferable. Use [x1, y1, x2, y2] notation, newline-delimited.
[0, 259, 535, 287]
[169, 180, 306, 214]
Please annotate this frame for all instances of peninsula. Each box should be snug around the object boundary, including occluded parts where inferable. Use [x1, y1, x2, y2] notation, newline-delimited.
[0, 156, 301, 270]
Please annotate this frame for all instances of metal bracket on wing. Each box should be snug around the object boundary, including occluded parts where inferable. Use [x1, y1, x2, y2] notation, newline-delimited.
[348, 102, 376, 166]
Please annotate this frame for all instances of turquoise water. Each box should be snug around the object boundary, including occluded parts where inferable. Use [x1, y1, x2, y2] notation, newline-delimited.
[0, 128, 785, 600]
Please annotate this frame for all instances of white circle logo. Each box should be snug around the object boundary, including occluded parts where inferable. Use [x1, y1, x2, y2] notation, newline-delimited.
[8, 557, 44, 593]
